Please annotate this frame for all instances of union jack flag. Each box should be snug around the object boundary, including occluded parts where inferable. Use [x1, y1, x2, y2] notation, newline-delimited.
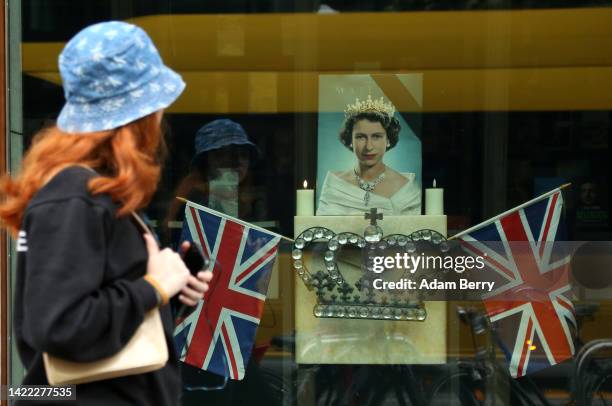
[455, 188, 575, 377]
[173, 201, 281, 380]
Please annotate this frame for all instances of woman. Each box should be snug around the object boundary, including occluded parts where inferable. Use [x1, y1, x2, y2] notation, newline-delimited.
[317, 95, 421, 215]
[162, 119, 266, 246]
[0, 21, 211, 405]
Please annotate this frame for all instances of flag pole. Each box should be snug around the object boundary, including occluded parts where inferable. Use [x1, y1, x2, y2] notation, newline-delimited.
[448, 183, 572, 240]
[176, 197, 295, 243]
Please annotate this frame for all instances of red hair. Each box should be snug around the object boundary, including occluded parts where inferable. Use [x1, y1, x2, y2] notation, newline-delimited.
[0, 113, 164, 236]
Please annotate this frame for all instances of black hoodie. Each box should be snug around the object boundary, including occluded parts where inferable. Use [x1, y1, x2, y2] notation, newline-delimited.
[13, 166, 181, 405]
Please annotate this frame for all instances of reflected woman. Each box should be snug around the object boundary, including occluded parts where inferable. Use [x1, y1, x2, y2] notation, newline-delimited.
[317, 95, 421, 215]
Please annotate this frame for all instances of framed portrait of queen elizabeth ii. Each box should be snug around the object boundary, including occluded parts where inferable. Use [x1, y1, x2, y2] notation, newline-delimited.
[316, 74, 423, 216]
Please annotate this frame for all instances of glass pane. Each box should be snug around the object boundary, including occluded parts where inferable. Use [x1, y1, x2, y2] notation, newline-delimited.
[11, 0, 612, 404]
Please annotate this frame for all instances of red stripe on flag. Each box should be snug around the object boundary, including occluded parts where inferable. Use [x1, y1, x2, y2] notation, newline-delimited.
[235, 245, 278, 284]
[484, 298, 529, 318]
[460, 240, 515, 280]
[539, 193, 559, 258]
[517, 318, 533, 377]
[182, 307, 213, 368]
[190, 206, 210, 258]
[221, 322, 238, 379]
[557, 297, 574, 313]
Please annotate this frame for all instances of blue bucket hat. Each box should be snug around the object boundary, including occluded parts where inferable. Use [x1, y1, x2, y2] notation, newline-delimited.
[192, 119, 259, 166]
[57, 21, 185, 133]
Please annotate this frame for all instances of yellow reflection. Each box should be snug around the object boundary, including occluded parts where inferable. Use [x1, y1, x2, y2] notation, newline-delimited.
[21, 8, 612, 113]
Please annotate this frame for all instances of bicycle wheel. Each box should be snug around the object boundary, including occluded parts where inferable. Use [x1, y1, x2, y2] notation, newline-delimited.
[583, 373, 612, 406]
[427, 370, 486, 406]
[427, 368, 539, 406]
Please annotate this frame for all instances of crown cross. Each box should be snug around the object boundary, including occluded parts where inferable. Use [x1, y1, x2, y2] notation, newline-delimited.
[312, 271, 334, 297]
[337, 282, 355, 302]
[365, 208, 383, 226]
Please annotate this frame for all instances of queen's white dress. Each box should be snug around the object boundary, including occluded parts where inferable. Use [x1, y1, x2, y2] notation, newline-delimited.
[316, 171, 421, 215]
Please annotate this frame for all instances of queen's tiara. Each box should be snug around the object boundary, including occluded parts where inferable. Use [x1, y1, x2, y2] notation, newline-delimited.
[344, 94, 396, 119]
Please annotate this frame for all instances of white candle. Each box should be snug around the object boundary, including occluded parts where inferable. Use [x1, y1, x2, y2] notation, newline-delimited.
[296, 180, 314, 216]
[425, 179, 444, 215]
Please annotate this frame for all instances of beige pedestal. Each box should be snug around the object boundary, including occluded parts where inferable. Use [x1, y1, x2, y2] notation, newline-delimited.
[294, 215, 447, 364]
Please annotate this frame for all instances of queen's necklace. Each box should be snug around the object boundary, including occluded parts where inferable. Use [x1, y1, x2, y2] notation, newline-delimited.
[354, 168, 385, 206]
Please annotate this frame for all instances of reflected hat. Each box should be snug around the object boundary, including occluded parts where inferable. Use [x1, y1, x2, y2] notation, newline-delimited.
[192, 119, 259, 164]
[57, 21, 185, 133]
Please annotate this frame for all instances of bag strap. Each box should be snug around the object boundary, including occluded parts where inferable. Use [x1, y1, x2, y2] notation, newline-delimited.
[131, 212, 155, 239]
[79, 166, 159, 283]
[77, 166, 151, 238]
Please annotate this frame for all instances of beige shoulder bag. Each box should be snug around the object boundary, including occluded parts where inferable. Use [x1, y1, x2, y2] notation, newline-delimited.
[43, 212, 168, 386]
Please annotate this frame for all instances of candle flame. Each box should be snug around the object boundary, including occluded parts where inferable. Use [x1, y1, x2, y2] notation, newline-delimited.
[303, 180, 308, 189]
[433, 179, 437, 188]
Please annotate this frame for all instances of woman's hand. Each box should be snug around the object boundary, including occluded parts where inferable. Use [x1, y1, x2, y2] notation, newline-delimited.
[143, 233, 190, 298]
[178, 271, 213, 306]
[177, 241, 213, 307]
